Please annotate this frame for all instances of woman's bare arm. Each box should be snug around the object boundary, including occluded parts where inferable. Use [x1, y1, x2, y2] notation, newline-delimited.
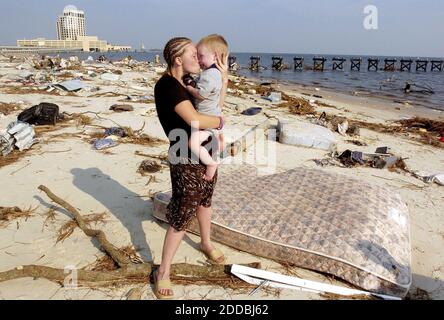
[175, 100, 220, 129]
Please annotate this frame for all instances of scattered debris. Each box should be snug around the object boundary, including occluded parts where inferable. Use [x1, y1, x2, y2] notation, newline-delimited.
[313, 112, 359, 136]
[0, 206, 35, 227]
[347, 117, 444, 148]
[346, 140, 367, 146]
[0, 130, 15, 156]
[120, 126, 166, 147]
[241, 107, 262, 116]
[17, 103, 61, 126]
[109, 104, 134, 112]
[264, 92, 282, 103]
[57, 212, 107, 243]
[277, 96, 315, 115]
[105, 127, 127, 137]
[0, 102, 22, 115]
[134, 150, 168, 162]
[93, 138, 118, 150]
[231, 264, 399, 300]
[406, 288, 432, 300]
[315, 147, 408, 172]
[53, 79, 86, 92]
[121, 95, 154, 104]
[137, 160, 162, 175]
[100, 73, 120, 82]
[411, 172, 444, 186]
[2, 121, 38, 153]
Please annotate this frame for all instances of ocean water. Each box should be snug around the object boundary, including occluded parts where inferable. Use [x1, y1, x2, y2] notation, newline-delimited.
[61, 51, 444, 111]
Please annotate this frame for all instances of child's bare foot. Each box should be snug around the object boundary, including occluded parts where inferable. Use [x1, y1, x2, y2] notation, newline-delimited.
[204, 165, 217, 181]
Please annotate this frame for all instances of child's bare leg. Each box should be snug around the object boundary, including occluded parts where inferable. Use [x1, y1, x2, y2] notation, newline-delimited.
[189, 131, 218, 181]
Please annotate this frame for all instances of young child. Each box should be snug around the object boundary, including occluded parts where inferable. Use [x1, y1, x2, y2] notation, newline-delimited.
[185, 34, 227, 181]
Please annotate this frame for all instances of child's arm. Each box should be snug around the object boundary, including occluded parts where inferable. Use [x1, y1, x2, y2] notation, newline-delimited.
[186, 85, 205, 102]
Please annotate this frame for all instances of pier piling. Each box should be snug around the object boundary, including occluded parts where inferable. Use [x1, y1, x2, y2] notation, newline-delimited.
[400, 59, 413, 72]
[249, 56, 260, 72]
[294, 57, 304, 71]
[384, 59, 397, 71]
[416, 60, 428, 72]
[313, 57, 326, 71]
[368, 58, 379, 71]
[350, 58, 362, 71]
[332, 57, 346, 71]
[272, 56, 285, 71]
[430, 60, 443, 72]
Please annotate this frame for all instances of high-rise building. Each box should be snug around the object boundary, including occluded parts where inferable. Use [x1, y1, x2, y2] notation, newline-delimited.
[14, 5, 131, 53]
[56, 5, 86, 40]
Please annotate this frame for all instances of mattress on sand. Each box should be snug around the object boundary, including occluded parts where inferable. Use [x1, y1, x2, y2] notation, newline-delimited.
[153, 164, 411, 297]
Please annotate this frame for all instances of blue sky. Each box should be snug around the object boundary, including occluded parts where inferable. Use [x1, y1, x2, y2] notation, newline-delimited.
[1, 0, 443, 57]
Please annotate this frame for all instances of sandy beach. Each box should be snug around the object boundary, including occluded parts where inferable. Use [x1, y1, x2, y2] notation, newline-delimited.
[0, 54, 443, 300]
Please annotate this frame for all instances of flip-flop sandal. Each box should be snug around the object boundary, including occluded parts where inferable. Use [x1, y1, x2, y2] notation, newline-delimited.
[201, 247, 225, 264]
[154, 274, 174, 300]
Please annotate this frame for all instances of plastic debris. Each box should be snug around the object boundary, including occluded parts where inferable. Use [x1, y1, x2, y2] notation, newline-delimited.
[54, 79, 86, 92]
[265, 92, 282, 103]
[93, 138, 118, 150]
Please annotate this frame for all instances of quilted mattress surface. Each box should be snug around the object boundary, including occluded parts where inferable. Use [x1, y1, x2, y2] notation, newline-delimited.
[153, 164, 411, 297]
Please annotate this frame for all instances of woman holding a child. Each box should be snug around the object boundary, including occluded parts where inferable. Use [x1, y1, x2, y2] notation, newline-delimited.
[153, 35, 229, 299]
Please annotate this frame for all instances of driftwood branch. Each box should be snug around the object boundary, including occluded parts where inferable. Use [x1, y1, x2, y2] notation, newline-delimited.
[0, 186, 263, 292]
[0, 263, 260, 289]
[38, 185, 131, 267]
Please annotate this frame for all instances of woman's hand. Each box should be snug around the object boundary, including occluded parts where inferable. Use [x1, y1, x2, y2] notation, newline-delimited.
[216, 52, 229, 84]
[216, 52, 229, 110]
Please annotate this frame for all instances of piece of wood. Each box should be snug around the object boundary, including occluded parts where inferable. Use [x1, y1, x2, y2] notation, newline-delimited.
[0, 186, 264, 292]
[38, 185, 130, 267]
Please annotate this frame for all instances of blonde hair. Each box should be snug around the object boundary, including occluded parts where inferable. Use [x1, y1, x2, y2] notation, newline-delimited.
[163, 37, 192, 71]
[197, 34, 228, 58]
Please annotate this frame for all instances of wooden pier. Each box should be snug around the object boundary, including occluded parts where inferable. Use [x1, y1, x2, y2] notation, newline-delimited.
[226, 55, 443, 73]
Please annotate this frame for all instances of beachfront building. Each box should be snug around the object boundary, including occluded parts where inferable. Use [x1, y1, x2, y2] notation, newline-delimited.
[56, 5, 86, 41]
[17, 36, 108, 52]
